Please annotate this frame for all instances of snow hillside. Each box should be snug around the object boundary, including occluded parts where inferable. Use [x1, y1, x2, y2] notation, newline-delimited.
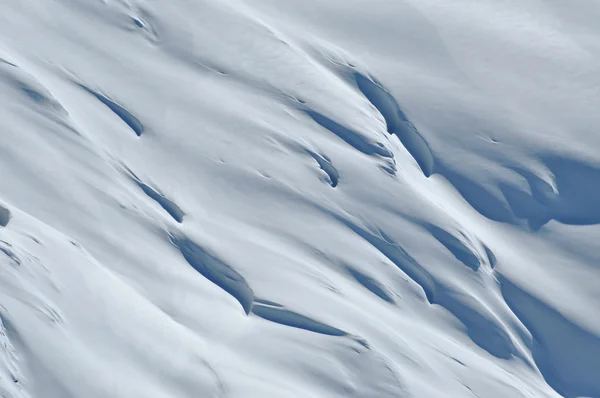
[1, 0, 600, 397]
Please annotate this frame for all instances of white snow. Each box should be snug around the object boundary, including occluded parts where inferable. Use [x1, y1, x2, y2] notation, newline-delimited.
[1, 0, 599, 397]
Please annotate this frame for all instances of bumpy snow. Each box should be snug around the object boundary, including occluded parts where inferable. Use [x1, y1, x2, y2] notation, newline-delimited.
[1, 1, 600, 397]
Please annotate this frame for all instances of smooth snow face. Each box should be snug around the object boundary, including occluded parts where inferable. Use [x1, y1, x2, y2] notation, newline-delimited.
[1, 1, 599, 397]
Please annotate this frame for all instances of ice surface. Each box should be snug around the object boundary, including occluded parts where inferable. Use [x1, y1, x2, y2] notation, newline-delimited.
[1, 0, 599, 397]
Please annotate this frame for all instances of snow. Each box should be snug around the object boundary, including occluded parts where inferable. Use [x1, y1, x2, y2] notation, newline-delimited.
[1, 0, 599, 397]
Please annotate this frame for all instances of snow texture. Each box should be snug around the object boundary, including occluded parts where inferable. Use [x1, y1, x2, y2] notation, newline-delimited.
[1, 0, 600, 397]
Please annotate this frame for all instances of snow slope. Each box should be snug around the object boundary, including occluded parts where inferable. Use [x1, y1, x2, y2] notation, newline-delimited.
[1, 0, 599, 397]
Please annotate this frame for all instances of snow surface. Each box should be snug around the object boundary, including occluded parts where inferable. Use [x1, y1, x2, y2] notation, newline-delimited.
[1, 0, 600, 397]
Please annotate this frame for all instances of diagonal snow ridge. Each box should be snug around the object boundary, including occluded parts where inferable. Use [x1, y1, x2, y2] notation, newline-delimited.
[353, 72, 435, 177]
[169, 232, 255, 315]
[1, 0, 600, 397]
[79, 84, 144, 137]
[120, 163, 185, 224]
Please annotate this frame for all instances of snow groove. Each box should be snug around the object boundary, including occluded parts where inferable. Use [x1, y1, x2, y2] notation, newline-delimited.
[426, 225, 481, 272]
[305, 109, 393, 158]
[0, 206, 10, 228]
[344, 265, 395, 304]
[339, 219, 436, 304]
[308, 151, 339, 187]
[122, 166, 184, 223]
[137, 183, 184, 223]
[170, 235, 254, 315]
[252, 300, 347, 336]
[80, 85, 144, 137]
[354, 73, 434, 177]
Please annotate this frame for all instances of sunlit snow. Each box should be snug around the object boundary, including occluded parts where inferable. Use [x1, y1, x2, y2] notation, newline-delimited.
[1, 1, 599, 397]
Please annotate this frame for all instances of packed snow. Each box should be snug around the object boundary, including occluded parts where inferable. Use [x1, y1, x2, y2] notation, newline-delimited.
[1, 0, 600, 397]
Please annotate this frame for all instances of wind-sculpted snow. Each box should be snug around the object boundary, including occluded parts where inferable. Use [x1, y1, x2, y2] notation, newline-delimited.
[1, 0, 599, 397]
[305, 109, 393, 158]
[0, 312, 29, 398]
[426, 225, 481, 272]
[138, 182, 184, 223]
[170, 234, 254, 315]
[252, 300, 348, 336]
[500, 275, 600, 398]
[80, 85, 144, 137]
[504, 156, 600, 228]
[344, 265, 395, 304]
[0, 205, 10, 228]
[307, 151, 339, 188]
[341, 220, 437, 304]
[354, 73, 435, 177]
[119, 164, 185, 223]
